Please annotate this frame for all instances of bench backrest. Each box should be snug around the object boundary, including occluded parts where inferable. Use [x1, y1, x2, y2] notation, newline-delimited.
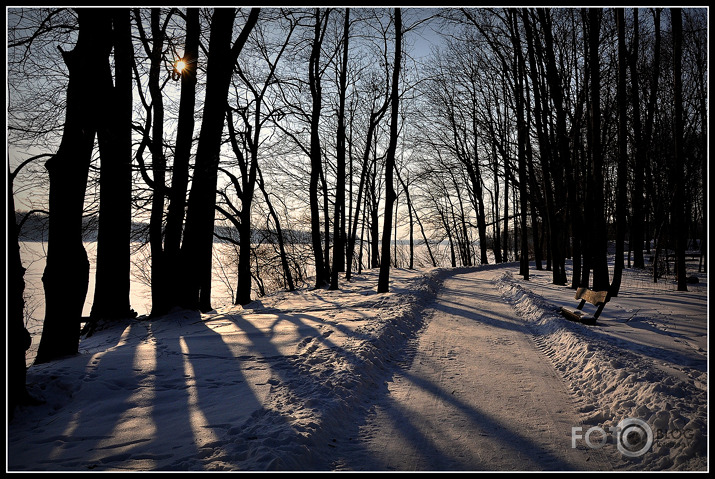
[574, 287, 609, 306]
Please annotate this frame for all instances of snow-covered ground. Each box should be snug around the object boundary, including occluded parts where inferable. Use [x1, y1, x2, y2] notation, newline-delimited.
[495, 264, 707, 471]
[6, 259, 708, 471]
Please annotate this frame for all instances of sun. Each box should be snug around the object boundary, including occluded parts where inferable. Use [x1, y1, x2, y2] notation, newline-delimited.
[174, 59, 187, 74]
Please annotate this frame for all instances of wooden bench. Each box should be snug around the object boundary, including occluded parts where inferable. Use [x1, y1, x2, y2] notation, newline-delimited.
[560, 288, 609, 325]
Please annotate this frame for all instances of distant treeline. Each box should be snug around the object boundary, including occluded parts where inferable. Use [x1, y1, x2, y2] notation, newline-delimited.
[15, 211, 312, 245]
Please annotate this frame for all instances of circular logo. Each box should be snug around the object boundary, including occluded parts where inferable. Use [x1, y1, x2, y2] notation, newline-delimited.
[616, 418, 653, 457]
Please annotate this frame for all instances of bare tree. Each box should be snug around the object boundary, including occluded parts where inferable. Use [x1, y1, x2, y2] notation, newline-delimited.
[629, 8, 646, 271]
[377, 8, 402, 293]
[160, 8, 201, 314]
[609, 8, 628, 296]
[90, 8, 136, 322]
[8, 170, 33, 417]
[671, 8, 687, 291]
[219, 10, 296, 304]
[306, 8, 332, 288]
[35, 9, 112, 363]
[180, 8, 259, 311]
[506, 11, 530, 279]
[330, 8, 350, 290]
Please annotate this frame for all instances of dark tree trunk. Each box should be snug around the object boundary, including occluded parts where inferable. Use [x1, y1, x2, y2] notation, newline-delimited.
[610, 9, 628, 297]
[587, 8, 610, 291]
[671, 8, 687, 291]
[490, 145, 503, 264]
[309, 9, 329, 288]
[521, 61, 543, 272]
[579, 9, 593, 289]
[643, 9, 661, 282]
[227, 102, 258, 308]
[321, 166, 332, 282]
[8, 174, 31, 418]
[237, 186, 254, 306]
[370, 175, 380, 268]
[330, 8, 350, 290]
[526, 135, 543, 271]
[470, 131, 489, 266]
[145, 8, 168, 316]
[159, 8, 200, 315]
[695, 28, 707, 273]
[502, 163, 509, 263]
[537, 8, 568, 286]
[91, 8, 135, 321]
[524, 8, 565, 286]
[523, 9, 555, 279]
[181, 8, 258, 311]
[509, 11, 529, 279]
[629, 8, 646, 270]
[35, 9, 110, 363]
[377, 8, 402, 293]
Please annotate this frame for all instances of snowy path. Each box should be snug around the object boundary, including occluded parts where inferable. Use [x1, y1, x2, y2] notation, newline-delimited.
[332, 269, 613, 471]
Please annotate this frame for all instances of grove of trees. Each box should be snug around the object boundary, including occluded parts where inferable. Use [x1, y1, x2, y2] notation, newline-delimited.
[7, 7, 708, 417]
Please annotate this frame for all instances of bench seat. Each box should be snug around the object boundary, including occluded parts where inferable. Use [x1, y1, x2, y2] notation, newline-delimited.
[560, 287, 609, 325]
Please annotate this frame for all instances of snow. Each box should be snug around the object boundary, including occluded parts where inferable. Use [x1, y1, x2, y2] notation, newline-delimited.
[494, 265, 707, 471]
[6, 261, 708, 471]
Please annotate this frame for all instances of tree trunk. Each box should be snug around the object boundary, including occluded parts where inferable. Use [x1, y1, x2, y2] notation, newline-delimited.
[610, 9, 628, 297]
[237, 185, 254, 306]
[523, 66, 544, 273]
[696, 29, 707, 273]
[321, 165, 332, 282]
[91, 8, 135, 322]
[629, 8, 646, 270]
[587, 8, 609, 291]
[537, 8, 568, 286]
[330, 8, 350, 290]
[470, 124, 489, 266]
[146, 9, 168, 316]
[377, 8, 402, 293]
[671, 8, 687, 291]
[491, 144, 503, 264]
[309, 9, 329, 288]
[8, 173, 31, 418]
[643, 9, 661, 283]
[526, 132, 543, 270]
[36, 8, 110, 363]
[370, 174, 380, 268]
[180, 8, 258, 311]
[160, 8, 200, 314]
[508, 11, 529, 279]
[524, 8, 565, 286]
[502, 161, 509, 263]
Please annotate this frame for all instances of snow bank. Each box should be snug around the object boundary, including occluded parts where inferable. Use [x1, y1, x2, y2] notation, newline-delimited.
[495, 270, 707, 471]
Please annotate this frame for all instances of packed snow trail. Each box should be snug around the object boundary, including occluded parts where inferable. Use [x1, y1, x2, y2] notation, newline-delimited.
[331, 269, 613, 471]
